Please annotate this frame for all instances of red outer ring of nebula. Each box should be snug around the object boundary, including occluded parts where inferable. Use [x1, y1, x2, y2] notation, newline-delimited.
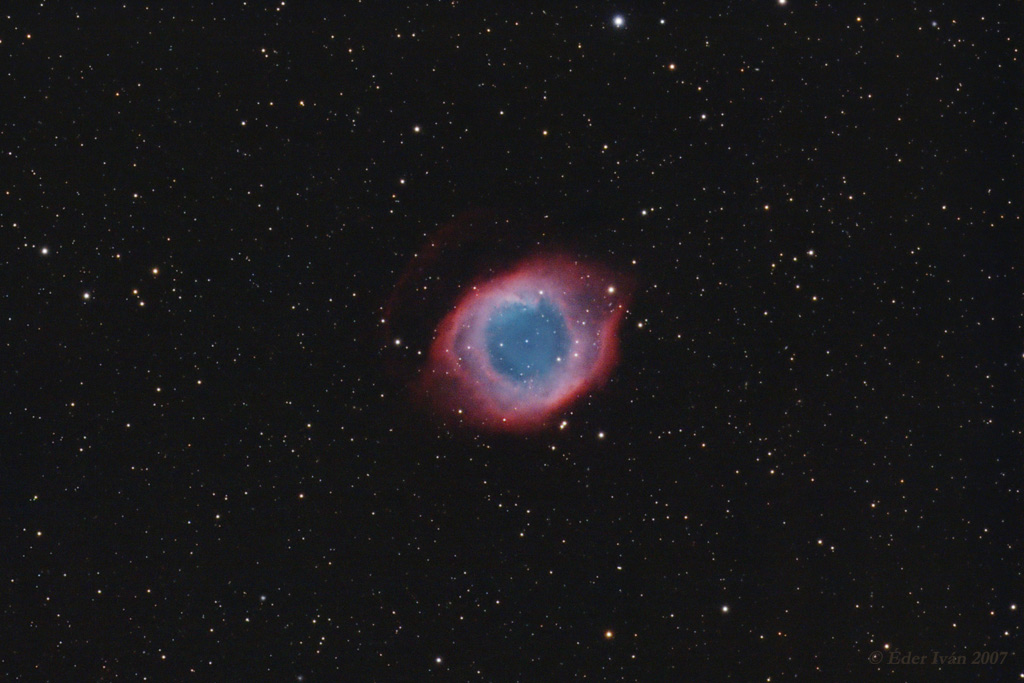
[417, 253, 631, 432]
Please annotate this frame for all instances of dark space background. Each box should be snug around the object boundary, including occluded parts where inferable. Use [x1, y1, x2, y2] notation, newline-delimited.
[2, 2, 1021, 681]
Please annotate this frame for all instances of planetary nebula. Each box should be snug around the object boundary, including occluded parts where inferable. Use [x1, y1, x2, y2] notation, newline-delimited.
[421, 254, 630, 432]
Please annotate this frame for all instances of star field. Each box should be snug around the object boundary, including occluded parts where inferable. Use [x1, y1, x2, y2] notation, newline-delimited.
[2, 2, 1021, 681]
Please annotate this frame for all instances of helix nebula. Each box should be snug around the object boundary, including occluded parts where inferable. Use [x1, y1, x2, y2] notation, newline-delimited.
[420, 254, 630, 432]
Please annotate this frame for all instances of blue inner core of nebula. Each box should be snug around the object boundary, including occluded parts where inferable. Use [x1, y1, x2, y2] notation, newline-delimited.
[484, 298, 570, 381]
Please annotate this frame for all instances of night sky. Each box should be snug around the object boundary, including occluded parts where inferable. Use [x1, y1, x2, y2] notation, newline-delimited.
[4, 2, 1021, 681]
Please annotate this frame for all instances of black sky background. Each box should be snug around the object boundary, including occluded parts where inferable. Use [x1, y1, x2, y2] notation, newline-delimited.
[2, 2, 1021, 681]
